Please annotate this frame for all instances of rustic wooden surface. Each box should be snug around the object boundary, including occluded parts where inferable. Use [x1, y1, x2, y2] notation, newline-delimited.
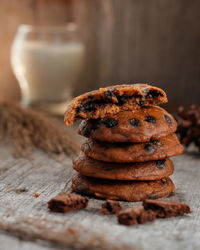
[0, 143, 200, 250]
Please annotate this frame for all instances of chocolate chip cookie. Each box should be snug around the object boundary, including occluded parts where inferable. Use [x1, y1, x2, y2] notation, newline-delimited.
[81, 133, 184, 163]
[78, 106, 177, 142]
[73, 153, 174, 180]
[64, 84, 167, 125]
[71, 173, 175, 202]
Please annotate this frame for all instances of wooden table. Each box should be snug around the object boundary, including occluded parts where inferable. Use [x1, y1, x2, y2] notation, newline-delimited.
[0, 144, 199, 250]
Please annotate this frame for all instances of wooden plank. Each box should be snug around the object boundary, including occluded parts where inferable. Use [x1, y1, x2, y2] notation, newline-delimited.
[0, 232, 66, 250]
[0, 143, 200, 249]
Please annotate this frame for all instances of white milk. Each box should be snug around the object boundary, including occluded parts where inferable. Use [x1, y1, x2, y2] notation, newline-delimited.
[11, 41, 85, 105]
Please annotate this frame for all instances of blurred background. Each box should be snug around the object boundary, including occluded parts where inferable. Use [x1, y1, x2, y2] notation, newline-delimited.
[1, 0, 200, 111]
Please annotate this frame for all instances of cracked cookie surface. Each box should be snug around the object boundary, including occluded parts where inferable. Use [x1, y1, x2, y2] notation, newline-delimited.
[64, 84, 167, 126]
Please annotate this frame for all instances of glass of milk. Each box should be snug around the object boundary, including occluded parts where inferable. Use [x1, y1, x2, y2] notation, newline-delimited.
[11, 24, 85, 115]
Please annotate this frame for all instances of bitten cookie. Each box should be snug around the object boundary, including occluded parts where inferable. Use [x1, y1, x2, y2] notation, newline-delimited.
[71, 173, 175, 202]
[64, 84, 167, 125]
[78, 106, 177, 142]
[81, 133, 184, 163]
[73, 153, 174, 180]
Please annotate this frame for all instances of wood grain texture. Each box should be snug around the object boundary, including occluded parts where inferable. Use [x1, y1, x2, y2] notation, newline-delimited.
[0, 144, 199, 250]
[0, 0, 200, 104]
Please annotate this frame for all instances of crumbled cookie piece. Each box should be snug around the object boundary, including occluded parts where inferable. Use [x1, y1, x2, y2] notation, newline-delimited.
[101, 200, 122, 214]
[33, 192, 40, 198]
[48, 193, 88, 213]
[143, 199, 191, 218]
[118, 206, 156, 225]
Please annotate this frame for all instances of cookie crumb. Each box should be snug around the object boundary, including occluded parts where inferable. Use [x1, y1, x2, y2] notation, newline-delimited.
[14, 188, 28, 194]
[48, 193, 88, 213]
[143, 199, 191, 218]
[66, 228, 77, 236]
[101, 200, 122, 215]
[33, 192, 40, 198]
[118, 206, 156, 226]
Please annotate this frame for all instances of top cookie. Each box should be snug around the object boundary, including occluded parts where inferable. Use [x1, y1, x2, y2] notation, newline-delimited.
[64, 84, 167, 125]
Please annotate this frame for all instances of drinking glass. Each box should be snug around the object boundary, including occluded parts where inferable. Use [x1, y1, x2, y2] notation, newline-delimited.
[11, 24, 85, 115]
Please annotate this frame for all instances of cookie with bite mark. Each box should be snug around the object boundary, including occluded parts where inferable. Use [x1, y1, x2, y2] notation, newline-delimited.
[64, 84, 167, 126]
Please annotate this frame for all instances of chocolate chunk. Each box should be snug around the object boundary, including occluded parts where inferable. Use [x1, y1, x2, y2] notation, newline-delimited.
[90, 119, 101, 130]
[129, 118, 140, 127]
[118, 207, 156, 226]
[104, 90, 115, 99]
[133, 94, 143, 99]
[160, 179, 168, 184]
[101, 200, 122, 215]
[48, 193, 88, 213]
[88, 95, 94, 99]
[156, 159, 166, 168]
[83, 127, 91, 137]
[147, 90, 163, 98]
[145, 116, 156, 124]
[144, 143, 155, 153]
[103, 118, 118, 128]
[164, 114, 171, 124]
[143, 199, 191, 218]
[83, 102, 97, 112]
[138, 100, 145, 106]
[75, 115, 81, 119]
[75, 106, 80, 114]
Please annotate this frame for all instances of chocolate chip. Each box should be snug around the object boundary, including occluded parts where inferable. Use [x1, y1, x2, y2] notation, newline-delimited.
[164, 114, 171, 124]
[133, 94, 143, 99]
[75, 106, 80, 114]
[104, 90, 115, 99]
[83, 127, 91, 137]
[117, 95, 128, 105]
[90, 119, 101, 130]
[129, 118, 140, 127]
[138, 100, 145, 106]
[83, 102, 96, 112]
[145, 116, 156, 124]
[144, 143, 155, 153]
[147, 90, 163, 98]
[103, 118, 118, 128]
[88, 95, 94, 99]
[161, 179, 168, 184]
[156, 159, 166, 168]
[75, 115, 81, 119]
[141, 106, 151, 109]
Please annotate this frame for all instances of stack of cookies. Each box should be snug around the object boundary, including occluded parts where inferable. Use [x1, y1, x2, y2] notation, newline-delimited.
[64, 84, 184, 201]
